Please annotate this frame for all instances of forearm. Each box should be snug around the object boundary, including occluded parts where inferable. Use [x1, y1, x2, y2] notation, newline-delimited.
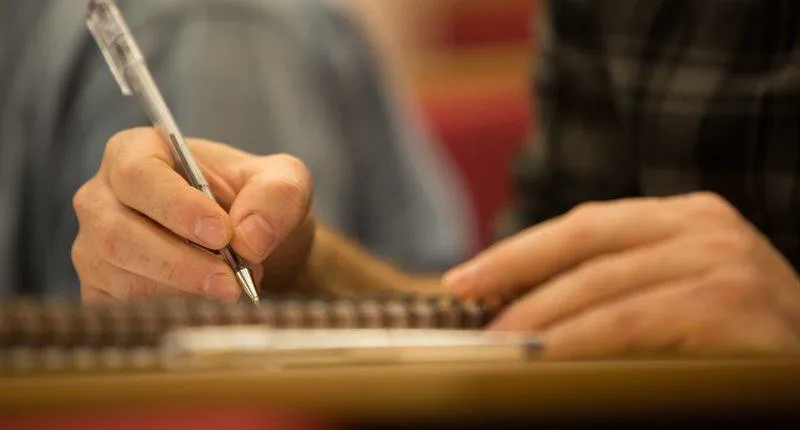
[299, 224, 446, 298]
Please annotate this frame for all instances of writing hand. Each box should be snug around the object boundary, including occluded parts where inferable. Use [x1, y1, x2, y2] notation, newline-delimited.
[72, 128, 315, 303]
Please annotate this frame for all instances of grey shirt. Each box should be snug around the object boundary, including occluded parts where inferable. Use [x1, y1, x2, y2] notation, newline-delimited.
[0, 0, 473, 298]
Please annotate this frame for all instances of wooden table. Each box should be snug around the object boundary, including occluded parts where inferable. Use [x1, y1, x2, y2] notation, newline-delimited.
[2, 358, 800, 425]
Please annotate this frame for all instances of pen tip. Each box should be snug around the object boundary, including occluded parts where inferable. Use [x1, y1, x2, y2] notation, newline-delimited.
[235, 269, 260, 306]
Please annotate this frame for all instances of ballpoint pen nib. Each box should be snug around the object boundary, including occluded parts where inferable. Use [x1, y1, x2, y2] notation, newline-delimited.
[235, 268, 260, 306]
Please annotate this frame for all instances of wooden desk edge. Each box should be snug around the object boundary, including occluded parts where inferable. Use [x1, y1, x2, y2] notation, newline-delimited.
[2, 358, 800, 421]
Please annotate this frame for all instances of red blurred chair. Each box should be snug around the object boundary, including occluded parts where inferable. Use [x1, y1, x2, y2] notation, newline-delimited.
[415, 0, 541, 250]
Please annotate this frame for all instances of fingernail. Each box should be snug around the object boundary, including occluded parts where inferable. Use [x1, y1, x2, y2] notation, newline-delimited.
[194, 216, 229, 248]
[442, 263, 479, 297]
[237, 214, 275, 259]
[203, 273, 240, 301]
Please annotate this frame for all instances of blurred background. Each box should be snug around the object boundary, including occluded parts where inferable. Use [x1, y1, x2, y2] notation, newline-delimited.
[351, 0, 541, 250]
[1, 0, 546, 300]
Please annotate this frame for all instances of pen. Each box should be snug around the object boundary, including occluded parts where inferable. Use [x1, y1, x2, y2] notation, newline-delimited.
[86, 0, 260, 305]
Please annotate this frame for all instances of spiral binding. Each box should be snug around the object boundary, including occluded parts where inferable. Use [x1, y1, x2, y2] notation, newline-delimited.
[0, 294, 508, 374]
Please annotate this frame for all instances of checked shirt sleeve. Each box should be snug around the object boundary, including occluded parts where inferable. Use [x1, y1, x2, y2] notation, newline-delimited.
[497, 0, 639, 240]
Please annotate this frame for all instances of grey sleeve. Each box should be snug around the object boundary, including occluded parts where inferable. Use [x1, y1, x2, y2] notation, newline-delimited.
[300, 7, 474, 272]
[46, 0, 471, 297]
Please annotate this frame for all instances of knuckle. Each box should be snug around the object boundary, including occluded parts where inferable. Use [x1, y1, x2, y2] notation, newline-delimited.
[610, 306, 641, 333]
[579, 256, 627, 291]
[105, 129, 130, 156]
[96, 217, 129, 265]
[704, 267, 764, 310]
[72, 182, 92, 218]
[684, 317, 724, 351]
[274, 153, 313, 188]
[684, 192, 739, 220]
[107, 128, 150, 151]
[104, 128, 142, 164]
[157, 257, 184, 287]
[569, 201, 603, 218]
[70, 240, 85, 272]
[704, 231, 760, 262]
[728, 265, 764, 291]
[111, 157, 146, 190]
[566, 201, 603, 241]
[274, 153, 307, 171]
[70, 241, 94, 287]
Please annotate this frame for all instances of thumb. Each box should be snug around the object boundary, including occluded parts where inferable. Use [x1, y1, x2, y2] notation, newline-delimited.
[226, 154, 314, 264]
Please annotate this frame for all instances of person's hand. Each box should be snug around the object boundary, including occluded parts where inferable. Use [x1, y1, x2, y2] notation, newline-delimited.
[72, 128, 315, 303]
[443, 193, 800, 359]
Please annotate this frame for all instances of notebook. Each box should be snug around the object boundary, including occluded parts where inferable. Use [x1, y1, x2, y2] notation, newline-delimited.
[0, 293, 511, 374]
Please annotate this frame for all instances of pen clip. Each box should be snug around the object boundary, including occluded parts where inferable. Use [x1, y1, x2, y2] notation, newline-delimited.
[86, 0, 141, 96]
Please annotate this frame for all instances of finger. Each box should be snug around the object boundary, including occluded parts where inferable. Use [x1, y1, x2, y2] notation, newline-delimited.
[443, 197, 694, 299]
[187, 138, 255, 210]
[488, 232, 734, 331]
[537, 277, 705, 359]
[536, 274, 790, 360]
[444, 193, 749, 300]
[83, 262, 193, 302]
[86, 185, 242, 301]
[227, 154, 314, 263]
[197, 160, 238, 211]
[100, 259, 195, 302]
[73, 231, 118, 304]
[187, 138, 273, 209]
[103, 128, 233, 250]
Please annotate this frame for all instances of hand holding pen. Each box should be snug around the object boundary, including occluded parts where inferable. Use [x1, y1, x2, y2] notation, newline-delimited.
[74, 0, 316, 304]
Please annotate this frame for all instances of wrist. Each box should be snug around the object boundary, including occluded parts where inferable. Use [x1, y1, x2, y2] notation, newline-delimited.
[299, 224, 443, 297]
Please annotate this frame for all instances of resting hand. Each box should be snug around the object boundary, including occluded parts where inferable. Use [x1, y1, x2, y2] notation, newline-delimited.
[72, 128, 314, 303]
[444, 193, 800, 359]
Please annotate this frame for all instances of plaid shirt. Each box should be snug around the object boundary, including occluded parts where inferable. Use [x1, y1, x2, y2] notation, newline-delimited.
[501, 0, 800, 271]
